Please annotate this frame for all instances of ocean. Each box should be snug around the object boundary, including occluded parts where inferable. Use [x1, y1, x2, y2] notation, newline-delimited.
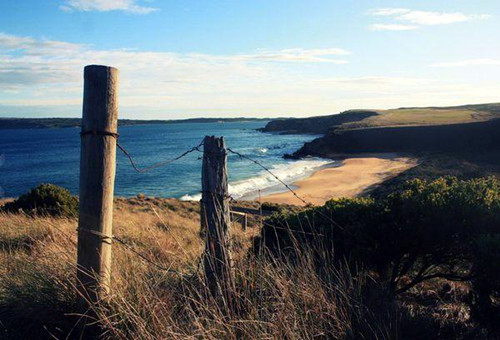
[0, 121, 331, 200]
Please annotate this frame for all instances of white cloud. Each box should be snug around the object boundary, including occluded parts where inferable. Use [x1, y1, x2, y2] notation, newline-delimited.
[397, 11, 488, 25]
[367, 8, 411, 16]
[369, 24, 418, 31]
[315, 76, 434, 85]
[368, 8, 490, 31]
[236, 48, 350, 63]
[430, 58, 500, 68]
[0, 32, 85, 56]
[61, 0, 158, 14]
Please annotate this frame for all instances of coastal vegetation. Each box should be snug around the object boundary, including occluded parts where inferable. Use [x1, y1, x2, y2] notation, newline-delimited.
[0, 194, 385, 339]
[259, 176, 500, 337]
[1, 176, 500, 338]
[1, 183, 78, 217]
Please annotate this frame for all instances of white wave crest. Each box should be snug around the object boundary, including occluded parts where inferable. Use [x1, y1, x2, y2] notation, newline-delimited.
[180, 193, 202, 201]
[228, 158, 331, 199]
[180, 158, 333, 202]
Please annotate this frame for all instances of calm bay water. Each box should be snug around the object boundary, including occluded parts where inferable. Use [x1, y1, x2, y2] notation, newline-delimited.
[0, 121, 330, 199]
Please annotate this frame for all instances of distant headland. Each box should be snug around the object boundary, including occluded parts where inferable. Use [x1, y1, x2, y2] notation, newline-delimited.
[259, 102, 500, 157]
[0, 117, 271, 130]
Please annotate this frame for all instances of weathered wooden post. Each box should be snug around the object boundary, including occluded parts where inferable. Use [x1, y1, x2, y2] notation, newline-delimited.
[201, 136, 234, 309]
[77, 65, 119, 308]
[200, 199, 207, 238]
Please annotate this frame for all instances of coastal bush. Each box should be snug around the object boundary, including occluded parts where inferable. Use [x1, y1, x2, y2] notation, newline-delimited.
[470, 234, 500, 331]
[257, 177, 500, 296]
[2, 183, 78, 217]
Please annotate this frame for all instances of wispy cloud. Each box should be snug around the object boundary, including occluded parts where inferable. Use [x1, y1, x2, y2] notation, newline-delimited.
[0, 32, 85, 55]
[398, 11, 489, 25]
[367, 8, 490, 31]
[369, 24, 417, 31]
[430, 58, 500, 68]
[236, 48, 350, 64]
[368, 8, 412, 16]
[60, 0, 158, 14]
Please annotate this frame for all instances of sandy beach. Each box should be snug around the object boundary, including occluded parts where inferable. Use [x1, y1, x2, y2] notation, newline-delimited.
[261, 154, 418, 206]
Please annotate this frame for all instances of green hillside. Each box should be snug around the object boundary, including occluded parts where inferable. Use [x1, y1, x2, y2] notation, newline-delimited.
[340, 103, 500, 130]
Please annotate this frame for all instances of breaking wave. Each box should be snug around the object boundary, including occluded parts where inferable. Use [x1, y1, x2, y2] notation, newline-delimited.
[181, 158, 332, 201]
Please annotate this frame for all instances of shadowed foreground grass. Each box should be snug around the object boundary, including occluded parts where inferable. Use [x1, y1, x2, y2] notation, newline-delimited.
[0, 198, 391, 339]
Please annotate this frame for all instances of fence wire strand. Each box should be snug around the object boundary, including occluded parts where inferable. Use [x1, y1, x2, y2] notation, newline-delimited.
[226, 147, 345, 230]
[78, 138, 347, 275]
[227, 148, 310, 206]
[117, 140, 204, 173]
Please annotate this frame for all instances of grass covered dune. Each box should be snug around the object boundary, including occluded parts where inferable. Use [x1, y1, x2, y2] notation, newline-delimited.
[1, 176, 500, 339]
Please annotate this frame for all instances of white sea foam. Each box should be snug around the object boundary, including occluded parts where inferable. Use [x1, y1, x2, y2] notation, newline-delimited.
[180, 193, 202, 201]
[180, 158, 332, 201]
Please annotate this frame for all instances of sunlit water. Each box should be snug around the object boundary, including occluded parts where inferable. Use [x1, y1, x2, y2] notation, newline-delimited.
[0, 121, 332, 199]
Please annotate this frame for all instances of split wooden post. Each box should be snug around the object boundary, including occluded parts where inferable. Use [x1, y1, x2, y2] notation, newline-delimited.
[201, 136, 234, 307]
[77, 65, 119, 307]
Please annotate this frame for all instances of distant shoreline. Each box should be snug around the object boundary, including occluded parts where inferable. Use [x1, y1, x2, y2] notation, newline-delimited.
[0, 117, 272, 130]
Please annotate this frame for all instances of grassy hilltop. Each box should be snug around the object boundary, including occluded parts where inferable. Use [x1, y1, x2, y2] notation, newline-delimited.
[261, 102, 500, 134]
[341, 103, 500, 130]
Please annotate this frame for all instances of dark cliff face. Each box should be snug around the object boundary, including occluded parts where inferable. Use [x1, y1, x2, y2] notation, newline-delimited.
[293, 118, 500, 158]
[259, 110, 379, 134]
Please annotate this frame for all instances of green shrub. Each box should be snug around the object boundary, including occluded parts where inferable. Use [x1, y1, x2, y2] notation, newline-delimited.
[257, 177, 500, 297]
[470, 234, 500, 331]
[2, 184, 78, 217]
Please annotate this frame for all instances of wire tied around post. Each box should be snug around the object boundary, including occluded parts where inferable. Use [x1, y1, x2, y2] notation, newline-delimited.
[80, 130, 119, 138]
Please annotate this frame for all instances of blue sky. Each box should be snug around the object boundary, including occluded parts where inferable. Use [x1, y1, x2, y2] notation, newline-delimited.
[1, 0, 499, 119]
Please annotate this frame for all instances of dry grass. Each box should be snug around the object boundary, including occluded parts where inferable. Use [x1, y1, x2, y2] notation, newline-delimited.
[93, 253, 394, 340]
[0, 197, 392, 339]
[0, 196, 484, 339]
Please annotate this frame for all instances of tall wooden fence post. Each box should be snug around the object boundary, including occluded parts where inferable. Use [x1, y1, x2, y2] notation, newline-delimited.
[201, 136, 234, 309]
[77, 65, 119, 308]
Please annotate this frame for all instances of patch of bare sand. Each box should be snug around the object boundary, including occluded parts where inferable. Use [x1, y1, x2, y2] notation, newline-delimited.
[261, 155, 418, 206]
